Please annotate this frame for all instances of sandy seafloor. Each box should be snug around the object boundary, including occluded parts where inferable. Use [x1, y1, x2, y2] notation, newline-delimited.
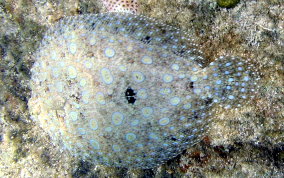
[0, 0, 283, 177]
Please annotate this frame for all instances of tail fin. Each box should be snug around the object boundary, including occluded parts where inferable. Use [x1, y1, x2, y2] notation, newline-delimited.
[196, 55, 260, 109]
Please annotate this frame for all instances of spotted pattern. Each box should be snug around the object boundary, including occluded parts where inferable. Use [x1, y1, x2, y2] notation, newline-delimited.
[125, 133, 137, 142]
[190, 75, 198, 82]
[112, 112, 124, 126]
[69, 111, 78, 121]
[68, 43, 77, 54]
[89, 119, 98, 130]
[90, 139, 100, 150]
[89, 36, 96, 45]
[104, 47, 116, 58]
[105, 127, 112, 132]
[96, 92, 106, 105]
[183, 103, 192, 109]
[141, 55, 153, 64]
[141, 107, 153, 118]
[132, 71, 145, 83]
[52, 68, 60, 78]
[159, 117, 170, 126]
[80, 79, 87, 87]
[55, 82, 63, 92]
[112, 144, 121, 152]
[119, 65, 127, 71]
[163, 74, 173, 83]
[51, 51, 57, 60]
[68, 66, 77, 79]
[137, 88, 148, 99]
[81, 91, 89, 104]
[170, 97, 181, 106]
[78, 128, 86, 135]
[159, 88, 171, 95]
[29, 13, 259, 169]
[149, 133, 159, 140]
[101, 68, 114, 84]
[130, 119, 139, 126]
[171, 64, 180, 71]
[84, 60, 93, 69]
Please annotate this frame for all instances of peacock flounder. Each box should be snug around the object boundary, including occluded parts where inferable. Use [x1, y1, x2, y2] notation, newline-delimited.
[29, 12, 259, 168]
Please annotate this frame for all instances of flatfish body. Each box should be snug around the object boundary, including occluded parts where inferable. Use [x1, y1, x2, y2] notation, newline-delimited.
[29, 13, 258, 168]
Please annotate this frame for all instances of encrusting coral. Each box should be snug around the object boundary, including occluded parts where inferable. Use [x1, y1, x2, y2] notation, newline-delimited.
[102, 0, 139, 13]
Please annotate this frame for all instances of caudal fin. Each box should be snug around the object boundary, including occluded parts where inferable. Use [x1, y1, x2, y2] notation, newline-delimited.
[199, 55, 260, 109]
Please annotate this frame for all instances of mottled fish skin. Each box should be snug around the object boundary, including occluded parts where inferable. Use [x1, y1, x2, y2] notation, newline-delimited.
[28, 13, 259, 169]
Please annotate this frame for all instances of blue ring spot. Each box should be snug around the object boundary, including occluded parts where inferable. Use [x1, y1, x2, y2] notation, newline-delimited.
[132, 71, 145, 83]
[90, 139, 100, 150]
[170, 97, 181, 106]
[104, 47, 116, 58]
[125, 133, 137, 142]
[111, 112, 124, 126]
[190, 76, 198, 82]
[228, 95, 235, 100]
[130, 119, 139, 126]
[100, 68, 114, 85]
[216, 80, 222, 85]
[225, 62, 231, 66]
[171, 64, 180, 71]
[141, 107, 153, 118]
[89, 119, 98, 130]
[243, 76, 250, 81]
[141, 55, 153, 65]
[159, 118, 170, 126]
[112, 144, 121, 152]
[163, 74, 174, 83]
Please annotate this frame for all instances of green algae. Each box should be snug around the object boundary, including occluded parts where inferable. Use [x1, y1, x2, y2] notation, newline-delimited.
[217, 0, 240, 8]
[7, 128, 28, 162]
[39, 148, 51, 166]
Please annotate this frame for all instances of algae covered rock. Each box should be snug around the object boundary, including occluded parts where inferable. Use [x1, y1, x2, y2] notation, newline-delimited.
[28, 12, 259, 168]
[217, 0, 240, 8]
